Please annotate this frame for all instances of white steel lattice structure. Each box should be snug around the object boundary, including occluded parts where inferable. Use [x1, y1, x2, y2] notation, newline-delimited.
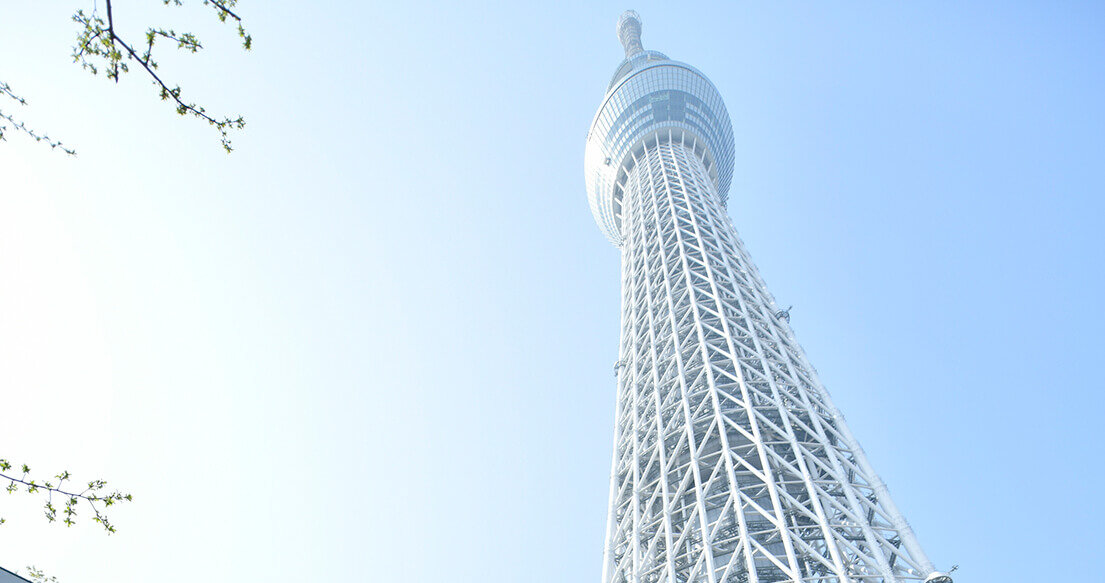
[584, 12, 952, 583]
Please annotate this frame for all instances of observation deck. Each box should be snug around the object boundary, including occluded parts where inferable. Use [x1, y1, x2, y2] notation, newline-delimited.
[584, 11, 736, 246]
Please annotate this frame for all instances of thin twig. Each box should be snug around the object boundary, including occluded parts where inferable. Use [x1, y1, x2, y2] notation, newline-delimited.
[207, 0, 242, 21]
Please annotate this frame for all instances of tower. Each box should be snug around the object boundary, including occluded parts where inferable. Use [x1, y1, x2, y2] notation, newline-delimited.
[584, 12, 951, 583]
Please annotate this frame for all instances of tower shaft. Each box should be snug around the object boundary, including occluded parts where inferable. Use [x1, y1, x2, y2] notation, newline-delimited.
[601, 132, 934, 583]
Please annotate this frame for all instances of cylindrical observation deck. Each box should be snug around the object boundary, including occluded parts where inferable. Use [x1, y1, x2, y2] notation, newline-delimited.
[584, 11, 736, 246]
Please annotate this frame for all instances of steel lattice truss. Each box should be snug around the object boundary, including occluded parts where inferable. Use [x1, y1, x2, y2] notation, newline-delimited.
[602, 134, 933, 583]
[584, 13, 949, 583]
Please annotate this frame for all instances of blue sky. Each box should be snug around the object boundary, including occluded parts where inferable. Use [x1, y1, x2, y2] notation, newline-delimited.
[1, 2, 1102, 581]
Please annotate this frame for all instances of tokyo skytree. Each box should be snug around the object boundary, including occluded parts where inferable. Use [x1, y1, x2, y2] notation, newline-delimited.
[584, 12, 952, 583]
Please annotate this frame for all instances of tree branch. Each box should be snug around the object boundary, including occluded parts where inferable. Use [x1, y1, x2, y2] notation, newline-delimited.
[70, 0, 249, 152]
[207, 0, 242, 22]
[0, 459, 131, 533]
[0, 81, 27, 105]
[105, 0, 120, 83]
[23, 566, 58, 583]
[0, 82, 76, 155]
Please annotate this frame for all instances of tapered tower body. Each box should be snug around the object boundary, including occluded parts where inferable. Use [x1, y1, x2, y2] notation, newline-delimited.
[585, 12, 950, 583]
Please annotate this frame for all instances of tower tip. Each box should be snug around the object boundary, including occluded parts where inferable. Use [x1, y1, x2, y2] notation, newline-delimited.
[617, 10, 644, 57]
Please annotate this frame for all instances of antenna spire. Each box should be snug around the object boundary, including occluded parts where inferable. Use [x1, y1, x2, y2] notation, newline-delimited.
[617, 11, 644, 57]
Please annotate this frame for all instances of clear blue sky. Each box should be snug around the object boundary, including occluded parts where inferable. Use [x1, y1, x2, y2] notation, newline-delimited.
[1, 2, 1102, 581]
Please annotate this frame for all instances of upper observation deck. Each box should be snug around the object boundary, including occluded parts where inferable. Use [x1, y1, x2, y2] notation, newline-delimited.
[584, 11, 735, 245]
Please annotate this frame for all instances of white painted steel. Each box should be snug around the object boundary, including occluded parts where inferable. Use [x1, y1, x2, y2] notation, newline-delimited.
[587, 14, 947, 583]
